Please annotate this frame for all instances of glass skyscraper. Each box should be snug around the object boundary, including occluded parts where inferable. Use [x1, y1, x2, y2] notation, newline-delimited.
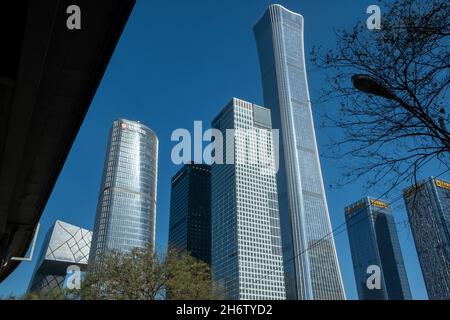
[28, 220, 92, 292]
[254, 4, 345, 299]
[89, 119, 158, 264]
[211, 98, 286, 300]
[345, 197, 411, 300]
[403, 177, 450, 300]
[169, 162, 211, 264]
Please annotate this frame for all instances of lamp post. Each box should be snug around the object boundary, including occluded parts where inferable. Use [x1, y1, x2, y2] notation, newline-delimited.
[352, 74, 449, 150]
[351, 74, 396, 100]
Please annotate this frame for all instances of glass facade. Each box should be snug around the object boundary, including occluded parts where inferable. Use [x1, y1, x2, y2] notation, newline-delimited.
[403, 177, 450, 300]
[211, 98, 286, 300]
[89, 119, 158, 264]
[345, 197, 411, 300]
[28, 220, 92, 292]
[254, 4, 344, 299]
[169, 162, 211, 264]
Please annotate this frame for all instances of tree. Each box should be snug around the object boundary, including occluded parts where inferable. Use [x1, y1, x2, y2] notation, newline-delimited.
[81, 245, 221, 300]
[22, 288, 67, 300]
[310, 0, 449, 196]
[164, 249, 221, 300]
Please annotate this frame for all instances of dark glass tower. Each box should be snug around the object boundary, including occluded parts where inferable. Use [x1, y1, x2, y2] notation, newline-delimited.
[89, 119, 158, 264]
[169, 162, 211, 264]
[345, 197, 412, 300]
[254, 4, 344, 299]
[403, 177, 450, 300]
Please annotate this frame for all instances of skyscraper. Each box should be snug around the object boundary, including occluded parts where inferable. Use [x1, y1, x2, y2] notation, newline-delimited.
[169, 162, 211, 264]
[89, 119, 158, 264]
[211, 98, 286, 300]
[403, 177, 450, 300]
[254, 4, 345, 299]
[345, 197, 412, 300]
[28, 220, 92, 292]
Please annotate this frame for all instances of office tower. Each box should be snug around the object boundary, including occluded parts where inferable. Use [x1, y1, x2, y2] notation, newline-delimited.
[211, 98, 286, 300]
[254, 5, 345, 299]
[169, 162, 211, 264]
[403, 177, 450, 300]
[28, 220, 92, 292]
[89, 119, 158, 264]
[345, 197, 412, 300]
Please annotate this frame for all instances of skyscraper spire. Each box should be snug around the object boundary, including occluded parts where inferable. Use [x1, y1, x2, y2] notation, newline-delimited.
[254, 4, 345, 300]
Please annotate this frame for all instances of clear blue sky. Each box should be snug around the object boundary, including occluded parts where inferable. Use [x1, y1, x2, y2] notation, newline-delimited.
[1, 0, 444, 299]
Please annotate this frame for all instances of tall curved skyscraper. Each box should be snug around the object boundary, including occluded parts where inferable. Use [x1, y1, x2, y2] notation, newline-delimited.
[254, 5, 345, 299]
[89, 119, 158, 264]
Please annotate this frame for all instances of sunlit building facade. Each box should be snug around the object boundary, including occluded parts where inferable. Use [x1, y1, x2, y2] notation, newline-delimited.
[403, 177, 450, 300]
[28, 220, 92, 292]
[89, 119, 158, 264]
[211, 98, 286, 300]
[254, 4, 345, 299]
[345, 197, 411, 300]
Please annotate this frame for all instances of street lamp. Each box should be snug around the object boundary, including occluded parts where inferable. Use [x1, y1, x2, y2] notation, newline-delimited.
[351, 74, 395, 100]
[352, 74, 449, 149]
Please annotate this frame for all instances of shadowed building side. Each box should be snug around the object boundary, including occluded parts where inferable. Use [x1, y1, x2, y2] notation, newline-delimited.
[345, 197, 411, 300]
[403, 177, 450, 300]
[169, 162, 211, 265]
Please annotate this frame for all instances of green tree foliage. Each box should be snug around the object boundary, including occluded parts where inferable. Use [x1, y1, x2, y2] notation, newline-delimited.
[1, 247, 221, 300]
[81, 246, 221, 300]
[22, 288, 67, 300]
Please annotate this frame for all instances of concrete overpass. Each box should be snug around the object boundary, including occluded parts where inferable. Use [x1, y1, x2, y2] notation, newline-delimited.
[0, 0, 135, 282]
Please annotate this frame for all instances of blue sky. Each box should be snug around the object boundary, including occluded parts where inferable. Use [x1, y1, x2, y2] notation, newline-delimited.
[1, 0, 445, 299]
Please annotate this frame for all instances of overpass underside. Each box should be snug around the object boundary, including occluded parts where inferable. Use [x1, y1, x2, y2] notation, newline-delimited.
[0, 0, 135, 282]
